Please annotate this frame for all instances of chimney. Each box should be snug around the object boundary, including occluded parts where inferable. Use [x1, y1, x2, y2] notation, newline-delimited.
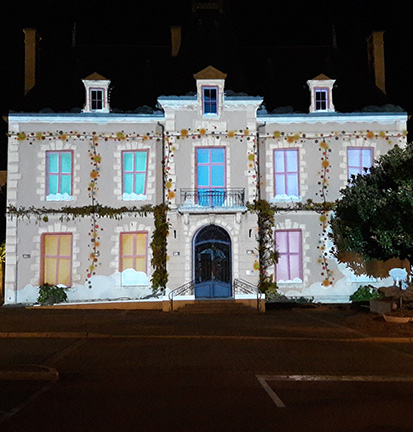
[170, 26, 182, 57]
[367, 31, 386, 94]
[23, 28, 37, 95]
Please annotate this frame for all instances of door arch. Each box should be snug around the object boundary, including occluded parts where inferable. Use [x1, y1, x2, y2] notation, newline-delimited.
[193, 225, 232, 298]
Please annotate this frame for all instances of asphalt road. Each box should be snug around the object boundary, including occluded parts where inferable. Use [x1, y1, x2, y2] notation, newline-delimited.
[1, 307, 413, 431]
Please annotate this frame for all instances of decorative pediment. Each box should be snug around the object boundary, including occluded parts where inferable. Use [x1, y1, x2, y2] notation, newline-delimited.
[193, 66, 227, 80]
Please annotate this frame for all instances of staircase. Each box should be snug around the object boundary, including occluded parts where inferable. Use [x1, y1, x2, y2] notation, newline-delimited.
[177, 299, 261, 314]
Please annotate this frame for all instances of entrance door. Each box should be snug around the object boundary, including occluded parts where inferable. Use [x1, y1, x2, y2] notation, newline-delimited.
[194, 225, 231, 298]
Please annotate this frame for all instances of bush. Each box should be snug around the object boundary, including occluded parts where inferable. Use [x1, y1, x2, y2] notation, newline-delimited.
[37, 283, 68, 305]
[349, 285, 381, 303]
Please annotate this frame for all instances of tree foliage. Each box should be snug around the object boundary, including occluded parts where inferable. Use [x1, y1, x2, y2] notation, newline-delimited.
[331, 143, 413, 272]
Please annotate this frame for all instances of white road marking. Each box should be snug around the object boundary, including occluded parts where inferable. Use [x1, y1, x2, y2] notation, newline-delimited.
[256, 375, 286, 408]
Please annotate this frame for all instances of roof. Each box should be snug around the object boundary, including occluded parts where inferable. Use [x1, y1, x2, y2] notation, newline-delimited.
[193, 66, 228, 80]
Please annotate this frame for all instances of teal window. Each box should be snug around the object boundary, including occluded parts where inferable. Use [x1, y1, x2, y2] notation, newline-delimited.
[47, 151, 72, 196]
[122, 150, 148, 196]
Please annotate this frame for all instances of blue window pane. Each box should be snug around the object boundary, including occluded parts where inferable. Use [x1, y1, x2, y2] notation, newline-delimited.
[61, 153, 72, 174]
[48, 153, 59, 173]
[286, 150, 298, 172]
[197, 166, 209, 187]
[362, 149, 372, 169]
[197, 149, 210, 164]
[60, 176, 71, 195]
[211, 165, 224, 187]
[48, 175, 58, 195]
[135, 152, 147, 171]
[211, 148, 224, 163]
[274, 151, 285, 173]
[286, 174, 298, 196]
[124, 173, 133, 194]
[275, 173, 286, 195]
[123, 153, 134, 171]
[135, 173, 145, 195]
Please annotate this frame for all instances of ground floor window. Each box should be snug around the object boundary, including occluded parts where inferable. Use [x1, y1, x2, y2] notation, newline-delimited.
[275, 229, 303, 283]
[41, 233, 73, 286]
[120, 232, 148, 272]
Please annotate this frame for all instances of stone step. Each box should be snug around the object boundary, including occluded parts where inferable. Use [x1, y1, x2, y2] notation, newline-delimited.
[177, 300, 260, 314]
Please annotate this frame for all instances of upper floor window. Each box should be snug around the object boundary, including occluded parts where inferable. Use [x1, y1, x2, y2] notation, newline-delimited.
[203, 86, 218, 115]
[46, 151, 73, 201]
[41, 233, 73, 286]
[348, 147, 373, 178]
[122, 150, 148, 200]
[275, 229, 303, 283]
[120, 232, 148, 273]
[274, 149, 299, 199]
[315, 88, 328, 111]
[90, 89, 104, 111]
[196, 147, 225, 206]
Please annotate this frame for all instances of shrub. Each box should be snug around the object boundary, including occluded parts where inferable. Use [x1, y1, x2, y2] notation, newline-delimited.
[349, 284, 381, 303]
[37, 283, 68, 305]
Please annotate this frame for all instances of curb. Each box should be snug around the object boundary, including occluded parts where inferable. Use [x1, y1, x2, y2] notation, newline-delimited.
[0, 331, 412, 343]
[0, 365, 59, 381]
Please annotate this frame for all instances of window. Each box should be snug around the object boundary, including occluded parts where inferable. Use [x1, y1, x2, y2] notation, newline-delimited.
[122, 150, 148, 199]
[347, 147, 373, 178]
[275, 230, 302, 283]
[274, 149, 299, 198]
[196, 147, 225, 206]
[41, 233, 72, 286]
[120, 232, 148, 273]
[315, 88, 328, 111]
[203, 86, 218, 114]
[90, 89, 104, 111]
[46, 151, 72, 199]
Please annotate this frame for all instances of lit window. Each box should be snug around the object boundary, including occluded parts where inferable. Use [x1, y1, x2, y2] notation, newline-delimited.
[203, 87, 218, 114]
[122, 150, 148, 199]
[120, 232, 148, 273]
[274, 149, 299, 198]
[348, 147, 373, 178]
[41, 233, 72, 286]
[46, 151, 72, 199]
[196, 147, 225, 206]
[90, 89, 104, 111]
[275, 230, 302, 282]
[315, 88, 328, 111]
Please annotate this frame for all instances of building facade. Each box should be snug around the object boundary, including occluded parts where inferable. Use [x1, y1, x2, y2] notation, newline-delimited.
[4, 67, 408, 307]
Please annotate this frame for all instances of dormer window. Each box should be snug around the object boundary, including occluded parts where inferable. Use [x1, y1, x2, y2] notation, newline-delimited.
[90, 89, 104, 111]
[82, 72, 111, 113]
[315, 88, 328, 111]
[307, 74, 335, 113]
[203, 86, 218, 114]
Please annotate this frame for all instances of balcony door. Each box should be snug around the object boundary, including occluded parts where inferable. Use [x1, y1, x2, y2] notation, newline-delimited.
[194, 225, 232, 298]
[196, 147, 226, 206]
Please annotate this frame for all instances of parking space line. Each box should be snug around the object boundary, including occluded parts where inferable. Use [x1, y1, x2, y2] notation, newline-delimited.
[256, 375, 286, 408]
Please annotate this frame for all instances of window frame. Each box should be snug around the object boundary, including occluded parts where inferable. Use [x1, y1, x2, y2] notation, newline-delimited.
[119, 231, 148, 273]
[121, 150, 149, 198]
[40, 233, 73, 286]
[46, 150, 73, 198]
[314, 87, 329, 111]
[90, 88, 105, 111]
[202, 86, 218, 115]
[275, 229, 303, 283]
[273, 148, 300, 198]
[347, 147, 374, 178]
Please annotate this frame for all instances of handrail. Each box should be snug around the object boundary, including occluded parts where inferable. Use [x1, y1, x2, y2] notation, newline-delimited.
[168, 280, 195, 312]
[233, 278, 263, 312]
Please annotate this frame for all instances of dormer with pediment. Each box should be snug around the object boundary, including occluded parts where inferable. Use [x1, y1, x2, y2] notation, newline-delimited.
[194, 66, 227, 118]
[307, 74, 336, 113]
[82, 72, 111, 113]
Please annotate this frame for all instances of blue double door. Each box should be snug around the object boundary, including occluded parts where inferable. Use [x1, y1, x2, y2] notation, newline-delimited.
[194, 225, 232, 298]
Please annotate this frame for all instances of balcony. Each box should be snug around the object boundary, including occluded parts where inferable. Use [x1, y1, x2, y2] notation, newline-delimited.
[179, 188, 246, 213]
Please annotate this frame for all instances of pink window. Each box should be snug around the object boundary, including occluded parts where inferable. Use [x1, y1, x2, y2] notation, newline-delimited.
[274, 149, 299, 197]
[275, 230, 302, 282]
[120, 232, 148, 272]
[41, 233, 72, 286]
[347, 147, 373, 178]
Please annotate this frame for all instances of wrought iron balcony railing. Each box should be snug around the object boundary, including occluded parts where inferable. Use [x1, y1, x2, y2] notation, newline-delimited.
[180, 188, 245, 209]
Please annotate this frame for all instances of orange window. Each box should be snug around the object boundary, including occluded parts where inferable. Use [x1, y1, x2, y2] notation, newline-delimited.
[120, 232, 148, 272]
[41, 233, 72, 286]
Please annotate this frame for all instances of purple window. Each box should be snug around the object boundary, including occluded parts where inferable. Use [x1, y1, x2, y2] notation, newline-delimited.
[203, 87, 218, 114]
[196, 147, 225, 206]
[347, 147, 373, 178]
[275, 230, 303, 282]
[274, 149, 299, 197]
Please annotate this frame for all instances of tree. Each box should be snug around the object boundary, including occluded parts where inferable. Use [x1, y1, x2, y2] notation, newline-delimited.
[331, 143, 413, 275]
